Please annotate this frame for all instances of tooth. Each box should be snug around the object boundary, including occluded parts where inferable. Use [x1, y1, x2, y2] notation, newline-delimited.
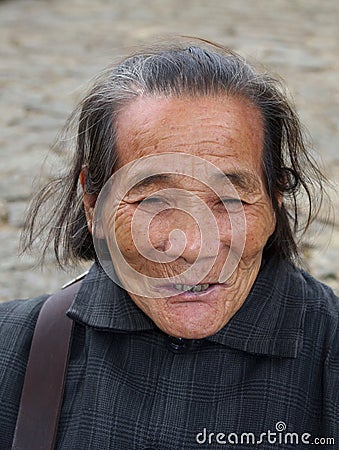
[173, 283, 211, 292]
[174, 284, 191, 291]
[192, 284, 210, 292]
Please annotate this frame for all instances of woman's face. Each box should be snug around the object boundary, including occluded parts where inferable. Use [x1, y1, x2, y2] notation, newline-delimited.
[86, 95, 276, 339]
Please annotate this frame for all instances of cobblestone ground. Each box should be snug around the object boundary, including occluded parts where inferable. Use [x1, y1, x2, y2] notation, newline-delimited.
[0, 0, 338, 301]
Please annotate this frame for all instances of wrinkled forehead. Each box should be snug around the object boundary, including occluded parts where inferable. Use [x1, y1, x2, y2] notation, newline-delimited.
[113, 95, 265, 174]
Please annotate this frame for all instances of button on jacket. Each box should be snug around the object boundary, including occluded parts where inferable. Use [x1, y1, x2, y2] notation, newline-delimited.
[0, 257, 337, 449]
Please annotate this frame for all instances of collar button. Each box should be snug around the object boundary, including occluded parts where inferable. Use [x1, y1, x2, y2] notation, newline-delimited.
[167, 336, 192, 353]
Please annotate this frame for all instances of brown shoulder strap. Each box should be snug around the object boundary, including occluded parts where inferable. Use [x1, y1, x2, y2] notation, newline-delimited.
[12, 280, 82, 450]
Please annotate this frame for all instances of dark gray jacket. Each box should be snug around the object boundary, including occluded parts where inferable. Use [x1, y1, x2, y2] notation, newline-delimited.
[0, 257, 337, 449]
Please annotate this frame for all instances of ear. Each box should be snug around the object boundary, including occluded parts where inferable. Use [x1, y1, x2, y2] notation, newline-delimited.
[276, 190, 283, 208]
[80, 168, 98, 235]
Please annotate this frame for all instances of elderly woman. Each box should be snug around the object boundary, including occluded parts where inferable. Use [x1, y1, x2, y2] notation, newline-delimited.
[0, 38, 337, 449]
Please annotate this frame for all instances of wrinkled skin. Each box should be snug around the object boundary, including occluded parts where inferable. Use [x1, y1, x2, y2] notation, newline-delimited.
[83, 95, 277, 339]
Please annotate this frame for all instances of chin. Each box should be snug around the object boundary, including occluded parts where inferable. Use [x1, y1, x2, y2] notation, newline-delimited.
[172, 329, 217, 339]
[161, 319, 222, 340]
[161, 299, 228, 339]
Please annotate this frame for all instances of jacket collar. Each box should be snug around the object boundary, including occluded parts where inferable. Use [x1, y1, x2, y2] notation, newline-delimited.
[67, 257, 306, 358]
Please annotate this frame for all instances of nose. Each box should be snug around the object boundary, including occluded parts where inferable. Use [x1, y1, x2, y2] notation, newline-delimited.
[161, 209, 220, 265]
[164, 214, 201, 264]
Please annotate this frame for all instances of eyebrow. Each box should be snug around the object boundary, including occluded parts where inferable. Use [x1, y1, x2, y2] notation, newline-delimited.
[216, 171, 261, 192]
[129, 174, 170, 191]
[128, 170, 261, 194]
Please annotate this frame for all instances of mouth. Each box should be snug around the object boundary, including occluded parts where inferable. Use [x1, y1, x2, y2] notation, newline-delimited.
[173, 283, 211, 293]
[157, 282, 227, 300]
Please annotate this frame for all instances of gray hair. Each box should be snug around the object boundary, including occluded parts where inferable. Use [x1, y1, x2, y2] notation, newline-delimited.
[22, 37, 327, 265]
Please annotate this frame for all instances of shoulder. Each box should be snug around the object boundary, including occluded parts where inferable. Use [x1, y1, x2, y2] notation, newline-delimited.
[257, 257, 338, 328]
[0, 295, 48, 348]
[289, 265, 338, 352]
[295, 267, 338, 322]
[0, 295, 49, 371]
[274, 258, 339, 315]
[258, 257, 338, 355]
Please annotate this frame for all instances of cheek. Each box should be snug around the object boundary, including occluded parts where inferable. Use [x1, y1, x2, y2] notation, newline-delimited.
[243, 205, 276, 256]
[113, 205, 137, 258]
[113, 206, 174, 262]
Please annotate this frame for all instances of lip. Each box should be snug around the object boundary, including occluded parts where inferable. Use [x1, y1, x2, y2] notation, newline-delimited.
[157, 283, 227, 301]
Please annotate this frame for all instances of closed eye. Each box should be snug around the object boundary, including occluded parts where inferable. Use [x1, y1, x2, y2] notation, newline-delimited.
[135, 195, 170, 213]
[221, 198, 242, 203]
[141, 196, 164, 204]
[220, 198, 244, 212]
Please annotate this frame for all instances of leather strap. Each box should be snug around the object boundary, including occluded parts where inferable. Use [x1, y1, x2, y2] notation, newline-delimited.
[12, 280, 82, 450]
